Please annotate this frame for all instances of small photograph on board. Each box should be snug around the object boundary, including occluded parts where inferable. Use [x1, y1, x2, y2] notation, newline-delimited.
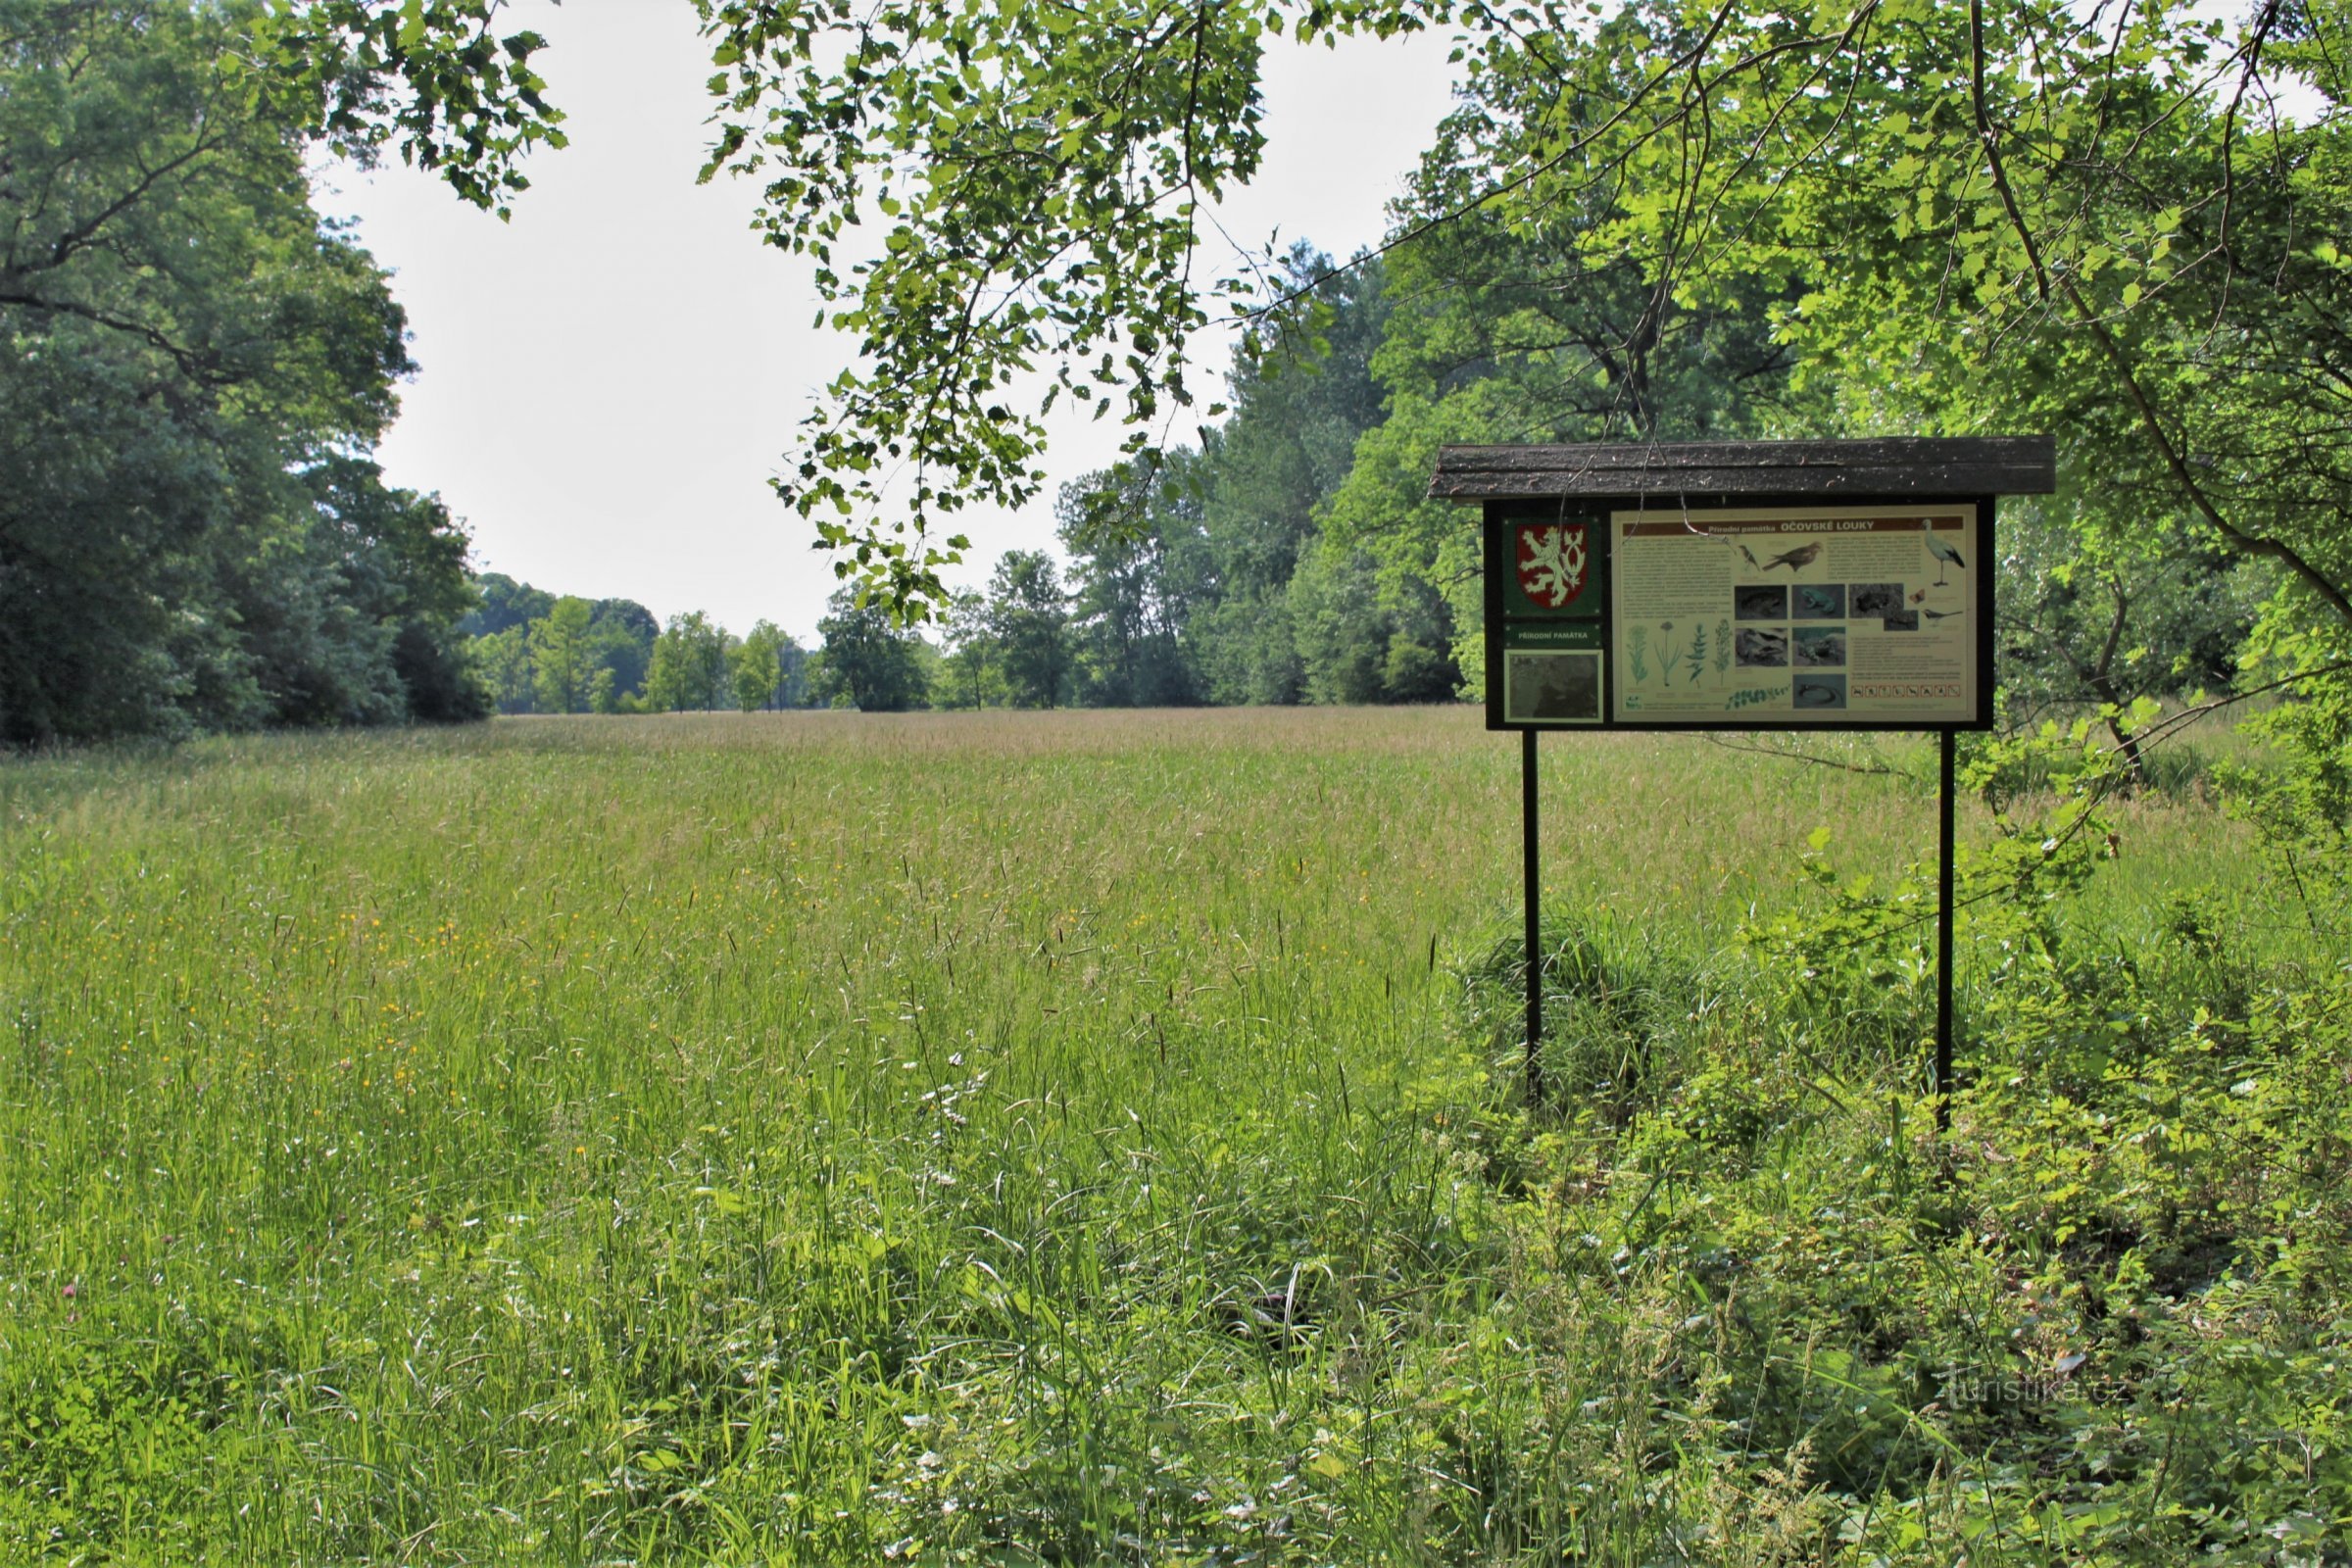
[1734, 584, 1788, 621]
[1793, 675, 1847, 710]
[1735, 627, 1789, 667]
[1882, 610, 1921, 632]
[1792, 626, 1846, 666]
[1505, 651, 1602, 723]
[1850, 582, 1905, 617]
[1793, 583, 1846, 620]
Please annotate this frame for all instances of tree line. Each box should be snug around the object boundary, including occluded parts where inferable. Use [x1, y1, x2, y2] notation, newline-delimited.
[472, 248, 1470, 717]
[463, 578, 808, 715]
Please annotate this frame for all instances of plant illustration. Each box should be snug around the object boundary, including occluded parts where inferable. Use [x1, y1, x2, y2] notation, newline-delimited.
[1685, 623, 1709, 684]
[1714, 618, 1732, 675]
[1657, 622, 1675, 685]
[1628, 625, 1650, 683]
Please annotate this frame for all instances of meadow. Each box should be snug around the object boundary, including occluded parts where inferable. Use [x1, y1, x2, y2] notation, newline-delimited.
[2, 709, 2345, 1564]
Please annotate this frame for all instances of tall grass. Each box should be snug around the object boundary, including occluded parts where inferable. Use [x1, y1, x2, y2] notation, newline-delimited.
[0, 710, 2325, 1563]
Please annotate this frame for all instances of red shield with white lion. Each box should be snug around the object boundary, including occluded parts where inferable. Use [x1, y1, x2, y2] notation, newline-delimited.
[1516, 522, 1591, 610]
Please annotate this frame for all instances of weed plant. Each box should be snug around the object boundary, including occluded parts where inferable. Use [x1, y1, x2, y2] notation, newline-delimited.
[1, 710, 2340, 1563]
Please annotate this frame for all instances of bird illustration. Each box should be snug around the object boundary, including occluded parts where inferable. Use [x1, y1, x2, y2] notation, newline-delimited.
[1760, 542, 1822, 572]
[1921, 607, 1965, 620]
[1922, 520, 1966, 585]
[1737, 543, 1760, 568]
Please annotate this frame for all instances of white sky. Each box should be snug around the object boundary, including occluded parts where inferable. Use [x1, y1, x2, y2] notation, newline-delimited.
[320, 2, 1462, 641]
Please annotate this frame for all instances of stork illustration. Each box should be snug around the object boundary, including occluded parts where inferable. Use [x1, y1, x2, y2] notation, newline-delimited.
[1923, 519, 1966, 586]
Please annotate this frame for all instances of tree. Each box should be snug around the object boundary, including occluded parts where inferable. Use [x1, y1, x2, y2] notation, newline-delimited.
[813, 591, 930, 712]
[0, 1, 486, 743]
[938, 590, 1001, 710]
[1057, 456, 1205, 708]
[464, 573, 556, 637]
[731, 620, 808, 710]
[528, 596, 596, 713]
[474, 625, 535, 714]
[255, 0, 564, 220]
[644, 611, 732, 711]
[1200, 252, 1393, 596]
[688, 4, 1486, 605]
[1287, 540, 1460, 706]
[587, 598, 659, 700]
[465, 579, 654, 707]
[985, 552, 1071, 709]
[219, 456, 490, 728]
[1200, 254, 1402, 704]
[1310, 109, 1794, 687]
[305, 461, 487, 724]
[1995, 501, 2270, 770]
[1039, 252, 1429, 710]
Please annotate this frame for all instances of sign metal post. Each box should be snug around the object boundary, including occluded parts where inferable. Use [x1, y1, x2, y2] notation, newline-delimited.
[1522, 728, 1544, 1108]
[1936, 729, 1957, 1129]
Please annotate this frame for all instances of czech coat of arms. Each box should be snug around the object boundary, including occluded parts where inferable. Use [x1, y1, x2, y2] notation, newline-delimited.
[1516, 523, 1590, 609]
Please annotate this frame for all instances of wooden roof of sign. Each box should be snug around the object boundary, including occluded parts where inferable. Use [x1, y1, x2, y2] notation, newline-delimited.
[1428, 436, 2056, 501]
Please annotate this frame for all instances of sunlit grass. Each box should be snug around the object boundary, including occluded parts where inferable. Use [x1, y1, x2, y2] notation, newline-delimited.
[0, 709, 2285, 1562]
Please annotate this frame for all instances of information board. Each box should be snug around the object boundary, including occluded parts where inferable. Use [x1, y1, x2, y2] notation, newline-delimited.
[1449, 437, 2041, 1113]
[1484, 500, 1991, 731]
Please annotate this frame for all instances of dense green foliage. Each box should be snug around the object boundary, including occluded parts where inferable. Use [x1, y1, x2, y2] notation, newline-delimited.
[0, 0, 489, 745]
[996, 250, 1462, 710]
[3, 711, 2343, 1561]
[256, 0, 563, 219]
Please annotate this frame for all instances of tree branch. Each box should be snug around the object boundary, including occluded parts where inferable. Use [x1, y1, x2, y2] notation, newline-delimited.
[1968, 0, 2352, 629]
